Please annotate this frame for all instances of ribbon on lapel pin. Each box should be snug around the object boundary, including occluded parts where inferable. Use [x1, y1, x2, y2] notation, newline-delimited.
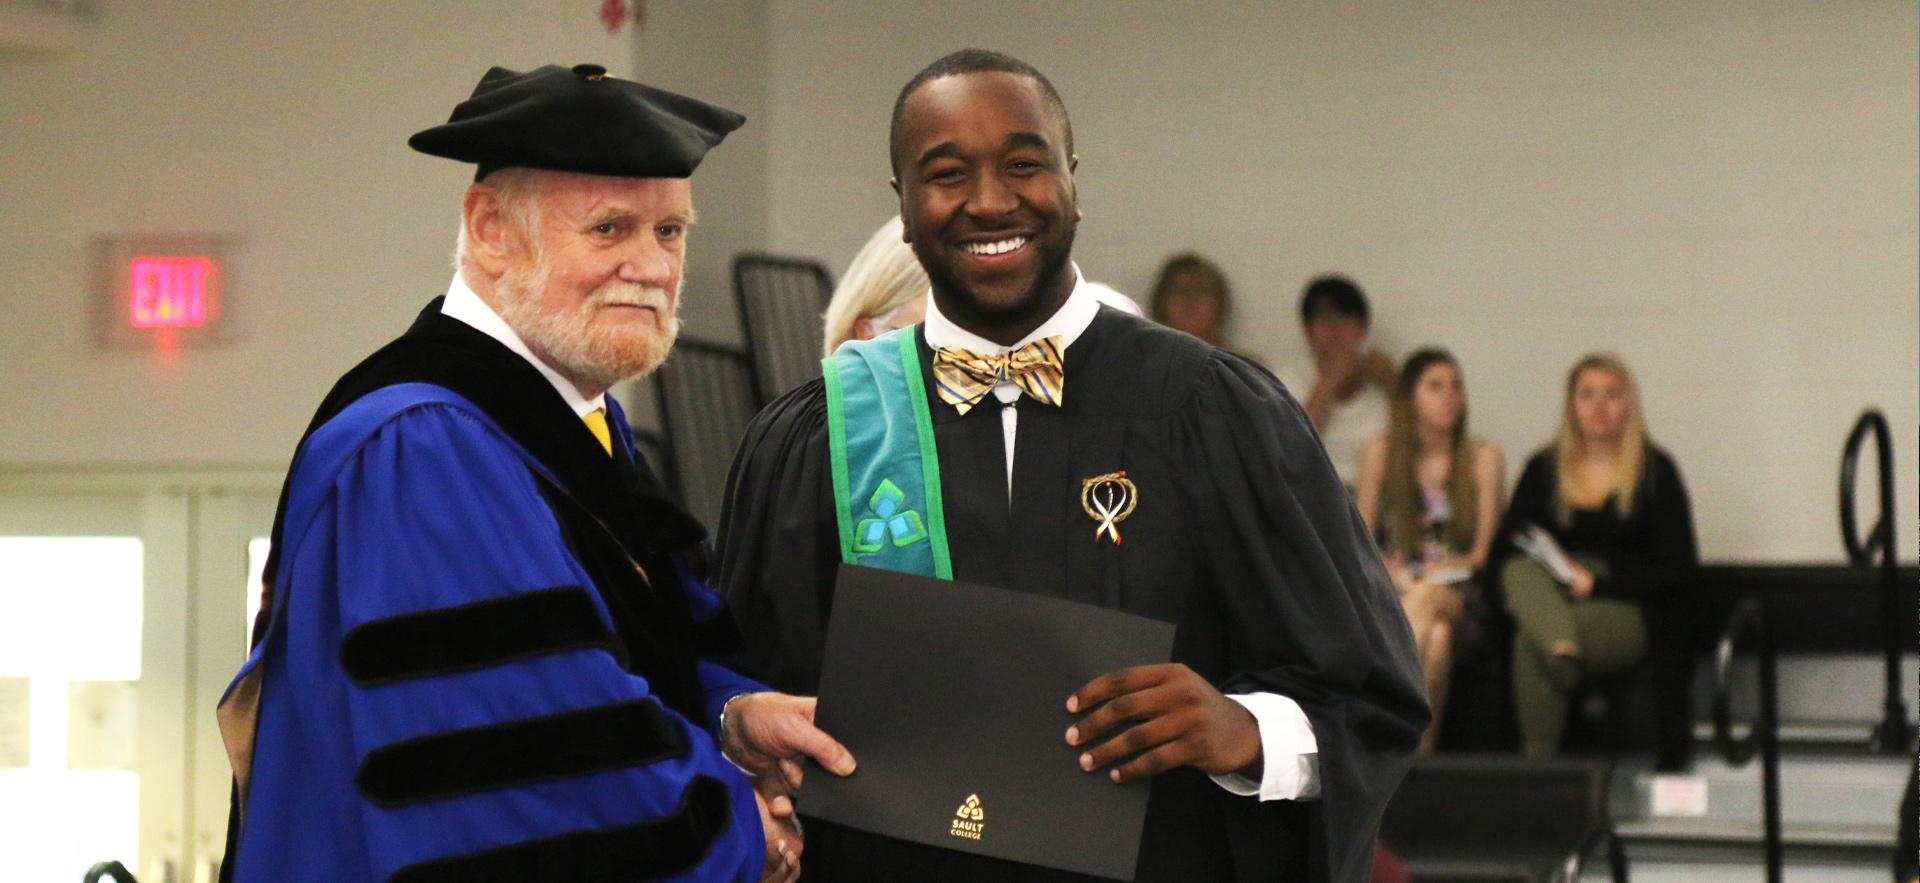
[1080, 470, 1138, 545]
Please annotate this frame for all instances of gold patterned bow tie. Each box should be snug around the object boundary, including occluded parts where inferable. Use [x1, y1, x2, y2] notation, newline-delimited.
[932, 336, 1065, 415]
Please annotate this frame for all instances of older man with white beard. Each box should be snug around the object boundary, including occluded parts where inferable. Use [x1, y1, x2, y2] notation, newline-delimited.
[215, 64, 851, 883]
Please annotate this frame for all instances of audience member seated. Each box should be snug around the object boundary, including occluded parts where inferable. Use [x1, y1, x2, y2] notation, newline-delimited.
[826, 216, 1144, 355]
[1355, 348, 1505, 753]
[1146, 252, 1257, 359]
[1494, 353, 1698, 769]
[821, 215, 930, 355]
[1275, 274, 1397, 488]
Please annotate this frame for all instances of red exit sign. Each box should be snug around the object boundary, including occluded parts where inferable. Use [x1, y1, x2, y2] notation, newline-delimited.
[129, 255, 218, 328]
[97, 237, 236, 347]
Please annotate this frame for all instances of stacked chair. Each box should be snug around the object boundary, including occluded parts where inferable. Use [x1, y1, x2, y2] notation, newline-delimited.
[646, 253, 833, 526]
[650, 340, 759, 528]
[731, 253, 836, 407]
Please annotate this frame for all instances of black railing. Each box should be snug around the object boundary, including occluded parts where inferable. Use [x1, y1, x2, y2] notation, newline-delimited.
[1711, 597, 1782, 883]
[1568, 816, 1631, 883]
[81, 861, 137, 883]
[1839, 408, 1912, 751]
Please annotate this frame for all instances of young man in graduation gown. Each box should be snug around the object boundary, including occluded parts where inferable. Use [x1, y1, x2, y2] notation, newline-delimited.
[717, 50, 1428, 883]
[216, 64, 853, 883]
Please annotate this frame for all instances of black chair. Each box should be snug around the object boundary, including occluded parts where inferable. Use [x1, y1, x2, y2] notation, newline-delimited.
[732, 252, 833, 406]
[651, 338, 759, 528]
[1380, 755, 1624, 883]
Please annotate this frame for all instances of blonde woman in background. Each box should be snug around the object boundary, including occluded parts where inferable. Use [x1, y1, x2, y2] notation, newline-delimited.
[1492, 353, 1698, 769]
[821, 216, 930, 355]
[1354, 348, 1504, 752]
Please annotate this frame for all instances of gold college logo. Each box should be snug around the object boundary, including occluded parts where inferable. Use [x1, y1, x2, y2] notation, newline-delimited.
[949, 793, 985, 841]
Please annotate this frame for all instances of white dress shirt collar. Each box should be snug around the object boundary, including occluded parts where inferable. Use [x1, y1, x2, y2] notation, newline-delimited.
[439, 274, 607, 419]
[922, 263, 1100, 354]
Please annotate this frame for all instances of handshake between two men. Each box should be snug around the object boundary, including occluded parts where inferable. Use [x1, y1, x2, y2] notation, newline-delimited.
[719, 661, 1264, 882]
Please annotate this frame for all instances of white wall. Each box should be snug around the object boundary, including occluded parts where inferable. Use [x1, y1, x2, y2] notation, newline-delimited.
[1, 2, 1912, 564]
[630, 0, 770, 349]
[623, 0, 771, 429]
[0, 2, 639, 465]
[761, 1, 1919, 563]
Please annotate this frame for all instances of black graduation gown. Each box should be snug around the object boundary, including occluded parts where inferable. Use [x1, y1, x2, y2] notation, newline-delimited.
[717, 307, 1427, 883]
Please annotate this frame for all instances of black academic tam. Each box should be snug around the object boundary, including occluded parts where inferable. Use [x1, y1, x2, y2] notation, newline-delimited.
[409, 63, 745, 181]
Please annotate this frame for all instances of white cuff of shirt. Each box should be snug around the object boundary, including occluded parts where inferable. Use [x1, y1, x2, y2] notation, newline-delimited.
[1208, 692, 1321, 801]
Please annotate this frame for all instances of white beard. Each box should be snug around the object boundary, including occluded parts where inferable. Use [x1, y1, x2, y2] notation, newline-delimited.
[494, 255, 682, 394]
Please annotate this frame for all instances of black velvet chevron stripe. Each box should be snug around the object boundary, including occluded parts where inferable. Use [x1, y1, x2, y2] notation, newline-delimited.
[388, 775, 733, 883]
[340, 586, 613, 686]
[356, 700, 688, 808]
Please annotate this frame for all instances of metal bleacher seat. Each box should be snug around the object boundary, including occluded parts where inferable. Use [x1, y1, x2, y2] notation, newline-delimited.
[650, 338, 759, 528]
[1380, 755, 1623, 883]
[732, 252, 833, 407]
[1590, 412, 1915, 881]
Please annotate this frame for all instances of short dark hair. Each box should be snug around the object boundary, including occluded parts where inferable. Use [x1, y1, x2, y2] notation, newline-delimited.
[888, 48, 1074, 175]
[1299, 274, 1370, 327]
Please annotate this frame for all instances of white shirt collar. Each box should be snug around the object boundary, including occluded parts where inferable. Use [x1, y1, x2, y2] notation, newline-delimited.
[922, 263, 1100, 354]
[440, 274, 607, 419]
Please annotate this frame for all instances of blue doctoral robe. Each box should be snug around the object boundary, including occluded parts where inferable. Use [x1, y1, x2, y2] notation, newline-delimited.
[219, 301, 767, 882]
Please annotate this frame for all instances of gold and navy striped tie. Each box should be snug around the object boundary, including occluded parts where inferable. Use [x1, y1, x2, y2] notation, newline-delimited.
[931, 336, 1065, 415]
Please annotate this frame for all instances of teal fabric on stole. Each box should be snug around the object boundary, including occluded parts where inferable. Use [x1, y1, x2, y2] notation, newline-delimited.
[822, 328, 952, 579]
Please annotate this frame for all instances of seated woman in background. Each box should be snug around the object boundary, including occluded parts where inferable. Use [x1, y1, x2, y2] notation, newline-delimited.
[1496, 353, 1698, 769]
[1149, 252, 1230, 345]
[1355, 348, 1504, 752]
[821, 215, 929, 355]
[1146, 252, 1258, 360]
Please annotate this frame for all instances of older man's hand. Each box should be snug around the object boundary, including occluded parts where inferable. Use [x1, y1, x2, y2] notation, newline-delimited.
[722, 692, 857, 790]
[754, 787, 801, 883]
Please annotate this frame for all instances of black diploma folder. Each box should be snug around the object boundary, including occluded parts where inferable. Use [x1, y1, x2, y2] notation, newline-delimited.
[799, 564, 1177, 881]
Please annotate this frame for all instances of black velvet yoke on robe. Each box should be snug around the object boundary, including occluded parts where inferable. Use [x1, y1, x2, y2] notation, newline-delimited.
[223, 298, 752, 883]
[255, 298, 727, 718]
[717, 307, 1428, 883]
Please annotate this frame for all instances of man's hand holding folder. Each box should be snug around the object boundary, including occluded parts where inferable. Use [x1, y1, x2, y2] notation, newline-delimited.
[1066, 664, 1263, 783]
[800, 564, 1178, 881]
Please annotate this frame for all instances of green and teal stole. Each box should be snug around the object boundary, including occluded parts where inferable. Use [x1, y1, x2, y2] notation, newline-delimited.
[822, 328, 953, 579]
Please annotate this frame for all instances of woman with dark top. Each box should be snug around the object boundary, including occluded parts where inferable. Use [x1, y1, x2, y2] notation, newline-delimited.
[1495, 353, 1698, 768]
[1355, 348, 1505, 752]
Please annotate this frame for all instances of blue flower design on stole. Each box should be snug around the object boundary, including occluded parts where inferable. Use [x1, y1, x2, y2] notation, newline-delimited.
[854, 479, 928, 553]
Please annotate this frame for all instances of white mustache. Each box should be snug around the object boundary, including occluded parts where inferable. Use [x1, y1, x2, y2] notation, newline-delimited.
[589, 283, 673, 311]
